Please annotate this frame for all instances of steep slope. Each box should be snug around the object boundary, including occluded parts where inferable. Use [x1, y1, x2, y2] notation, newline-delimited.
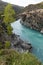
[0, 0, 24, 14]
[0, 49, 42, 65]
[23, 2, 43, 12]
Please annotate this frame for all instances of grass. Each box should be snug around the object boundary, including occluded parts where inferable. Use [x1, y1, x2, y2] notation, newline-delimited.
[0, 49, 43, 65]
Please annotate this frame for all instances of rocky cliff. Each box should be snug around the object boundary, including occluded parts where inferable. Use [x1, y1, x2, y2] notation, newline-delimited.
[20, 9, 43, 33]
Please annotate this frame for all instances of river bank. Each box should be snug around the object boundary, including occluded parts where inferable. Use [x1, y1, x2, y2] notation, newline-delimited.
[20, 9, 43, 34]
[10, 33, 32, 53]
[11, 19, 43, 62]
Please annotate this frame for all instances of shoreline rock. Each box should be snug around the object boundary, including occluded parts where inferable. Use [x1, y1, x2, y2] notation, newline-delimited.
[40, 28, 43, 34]
[20, 9, 43, 33]
[10, 34, 32, 53]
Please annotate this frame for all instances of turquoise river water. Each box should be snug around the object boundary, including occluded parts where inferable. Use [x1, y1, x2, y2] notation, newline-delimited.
[11, 19, 43, 62]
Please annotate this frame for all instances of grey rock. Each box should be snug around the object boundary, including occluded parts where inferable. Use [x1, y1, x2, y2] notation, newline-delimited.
[20, 9, 43, 32]
[11, 34, 32, 53]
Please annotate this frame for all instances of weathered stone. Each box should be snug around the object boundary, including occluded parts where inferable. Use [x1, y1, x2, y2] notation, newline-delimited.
[20, 9, 43, 32]
[11, 34, 32, 53]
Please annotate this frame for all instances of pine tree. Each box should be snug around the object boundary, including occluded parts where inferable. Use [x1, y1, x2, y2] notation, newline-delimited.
[3, 4, 15, 24]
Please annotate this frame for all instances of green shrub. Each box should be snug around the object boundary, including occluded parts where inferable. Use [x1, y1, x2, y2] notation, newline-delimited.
[4, 41, 11, 49]
[3, 4, 15, 24]
[7, 24, 13, 35]
[0, 42, 3, 49]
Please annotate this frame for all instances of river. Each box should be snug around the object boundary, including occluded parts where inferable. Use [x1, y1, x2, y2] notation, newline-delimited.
[11, 19, 43, 62]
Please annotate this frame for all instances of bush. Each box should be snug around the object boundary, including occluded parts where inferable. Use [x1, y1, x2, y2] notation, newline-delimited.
[3, 4, 15, 24]
[0, 42, 3, 49]
[4, 41, 11, 49]
[7, 24, 13, 35]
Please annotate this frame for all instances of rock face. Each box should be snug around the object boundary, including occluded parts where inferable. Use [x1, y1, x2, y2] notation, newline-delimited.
[20, 9, 43, 33]
[11, 34, 32, 53]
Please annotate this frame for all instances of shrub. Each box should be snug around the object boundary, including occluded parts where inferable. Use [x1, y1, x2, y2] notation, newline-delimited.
[0, 42, 3, 49]
[3, 4, 15, 24]
[4, 41, 11, 49]
[7, 24, 13, 35]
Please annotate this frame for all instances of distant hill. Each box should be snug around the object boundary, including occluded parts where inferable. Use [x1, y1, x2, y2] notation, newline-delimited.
[0, 0, 24, 14]
[23, 2, 43, 12]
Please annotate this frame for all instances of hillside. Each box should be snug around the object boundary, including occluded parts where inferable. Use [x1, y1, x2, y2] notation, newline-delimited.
[0, 49, 42, 65]
[0, 0, 24, 14]
[23, 2, 43, 12]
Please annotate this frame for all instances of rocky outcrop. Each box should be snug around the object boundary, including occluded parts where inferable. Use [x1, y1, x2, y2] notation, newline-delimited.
[20, 9, 43, 33]
[11, 34, 32, 53]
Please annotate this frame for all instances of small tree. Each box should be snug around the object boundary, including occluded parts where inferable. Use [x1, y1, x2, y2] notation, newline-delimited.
[3, 4, 16, 35]
[4, 41, 11, 49]
[7, 24, 13, 35]
[3, 4, 15, 24]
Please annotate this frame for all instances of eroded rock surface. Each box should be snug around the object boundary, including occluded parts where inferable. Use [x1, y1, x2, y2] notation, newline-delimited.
[20, 9, 43, 33]
[11, 34, 32, 53]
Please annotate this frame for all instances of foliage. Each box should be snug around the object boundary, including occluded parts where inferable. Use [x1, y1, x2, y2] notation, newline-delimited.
[0, 11, 4, 20]
[6, 24, 13, 35]
[4, 41, 11, 49]
[0, 24, 4, 34]
[0, 49, 43, 65]
[0, 42, 3, 49]
[3, 4, 15, 24]
[3, 4, 16, 35]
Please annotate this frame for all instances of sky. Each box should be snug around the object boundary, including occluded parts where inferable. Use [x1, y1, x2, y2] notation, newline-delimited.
[2, 0, 43, 7]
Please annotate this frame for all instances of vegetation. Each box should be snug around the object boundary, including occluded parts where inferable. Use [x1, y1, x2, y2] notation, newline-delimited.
[3, 4, 15, 35]
[0, 0, 24, 15]
[4, 41, 11, 49]
[6, 24, 13, 35]
[0, 41, 11, 49]
[0, 1, 43, 65]
[36, 2, 43, 9]
[3, 4, 15, 24]
[0, 4, 15, 48]
[0, 49, 43, 65]
[0, 42, 3, 49]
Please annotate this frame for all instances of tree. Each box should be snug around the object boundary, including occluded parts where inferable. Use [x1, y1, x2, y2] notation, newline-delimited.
[7, 24, 13, 35]
[3, 4, 15, 24]
[3, 4, 16, 35]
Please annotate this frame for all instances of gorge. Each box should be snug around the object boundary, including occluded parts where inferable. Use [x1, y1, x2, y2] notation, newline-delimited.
[0, 0, 43, 65]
